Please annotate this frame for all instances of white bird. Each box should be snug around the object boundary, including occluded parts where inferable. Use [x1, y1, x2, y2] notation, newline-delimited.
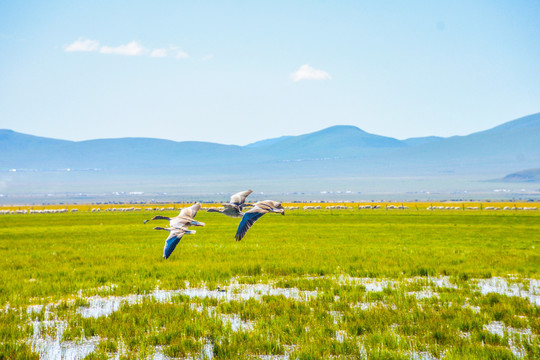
[153, 226, 196, 259]
[144, 203, 205, 228]
[145, 203, 204, 259]
[235, 200, 285, 241]
[207, 190, 253, 218]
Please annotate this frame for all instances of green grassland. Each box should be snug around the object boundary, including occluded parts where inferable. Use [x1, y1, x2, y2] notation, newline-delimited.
[0, 208, 539, 359]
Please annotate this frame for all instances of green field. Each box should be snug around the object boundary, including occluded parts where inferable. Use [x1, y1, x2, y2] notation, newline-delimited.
[0, 208, 539, 359]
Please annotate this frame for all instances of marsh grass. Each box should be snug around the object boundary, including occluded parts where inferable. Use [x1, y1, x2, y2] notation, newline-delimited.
[0, 207, 538, 358]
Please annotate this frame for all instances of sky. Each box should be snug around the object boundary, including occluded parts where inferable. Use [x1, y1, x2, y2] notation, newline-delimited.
[1, 1, 539, 145]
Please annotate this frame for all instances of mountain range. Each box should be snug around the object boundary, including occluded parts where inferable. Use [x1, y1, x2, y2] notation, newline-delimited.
[1, 113, 540, 198]
[502, 168, 540, 182]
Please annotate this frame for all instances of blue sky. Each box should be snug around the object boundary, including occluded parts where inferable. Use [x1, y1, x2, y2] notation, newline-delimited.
[1, 1, 539, 145]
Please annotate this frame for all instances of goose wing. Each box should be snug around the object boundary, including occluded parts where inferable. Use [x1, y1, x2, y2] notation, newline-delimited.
[179, 203, 201, 218]
[230, 190, 253, 206]
[254, 200, 281, 210]
[235, 206, 268, 241]
[163, 229, 185, 259]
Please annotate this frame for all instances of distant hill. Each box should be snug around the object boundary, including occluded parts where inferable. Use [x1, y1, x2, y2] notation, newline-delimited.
[245, 135, 293, 148]
[391, 112, 540, 174]
[402, 136, 444, 146]
[2, 112, 540, 181]
[253, 125, 405, 159]
[0, 130, 246, 170]
[502, 168, 540, 182]
[0, 129, 74, 169]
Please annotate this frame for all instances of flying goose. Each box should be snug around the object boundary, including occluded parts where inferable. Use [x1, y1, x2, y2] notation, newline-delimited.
[235, 200, 285, 241]
[144, 203, 205, 228]
[207, 190, 253, 218]
[153, 226, 196, 259]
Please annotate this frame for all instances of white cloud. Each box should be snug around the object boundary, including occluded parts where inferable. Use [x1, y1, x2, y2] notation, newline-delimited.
[65, 38, 100, 52]
[65, 39, 190, 59]
[290, 64, 332, 82]
[151, 47, 189, 59]
[176, 50, 189, 59]
[150, 48, 168, 58]
[100, 41, 145, 56]
[201, 54, 214, 61]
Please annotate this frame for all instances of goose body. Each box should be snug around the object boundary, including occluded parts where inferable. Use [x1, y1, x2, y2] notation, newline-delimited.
[207, 206, 243, 218]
